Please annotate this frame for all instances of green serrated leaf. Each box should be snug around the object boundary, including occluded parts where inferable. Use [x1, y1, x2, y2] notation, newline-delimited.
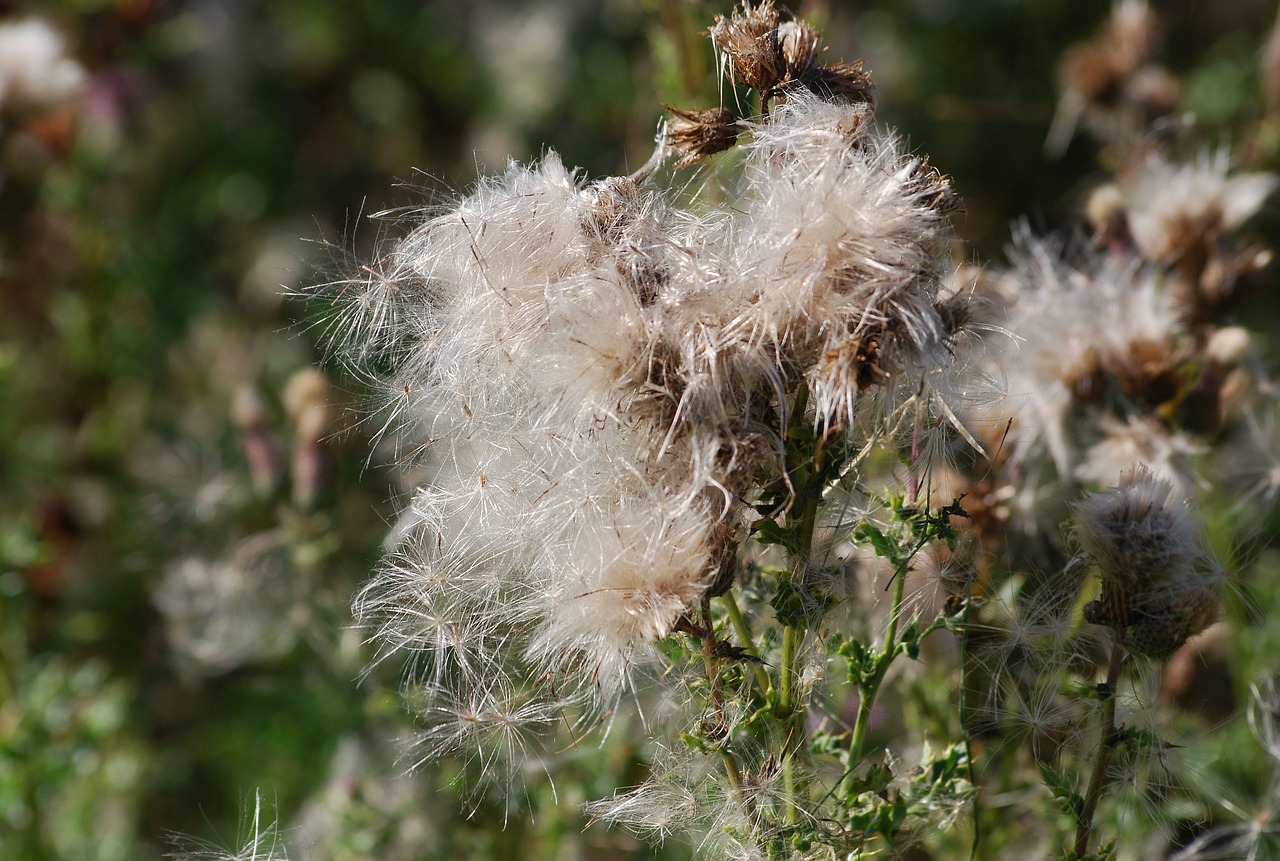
[754, 517, 804, 556]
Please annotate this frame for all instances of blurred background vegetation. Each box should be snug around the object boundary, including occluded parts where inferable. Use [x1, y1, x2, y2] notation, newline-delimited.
[2, 0, 1278, 859]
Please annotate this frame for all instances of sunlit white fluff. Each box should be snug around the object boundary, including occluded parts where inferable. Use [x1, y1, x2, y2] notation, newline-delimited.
[1124, 147, 1277, 263]
[982, 229, 1183, 481]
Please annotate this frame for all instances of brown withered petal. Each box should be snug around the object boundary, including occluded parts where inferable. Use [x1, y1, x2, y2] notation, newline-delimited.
[709, 1, 784, 92]
[664, 105, 741, 168]
[800, 61, 876, 105]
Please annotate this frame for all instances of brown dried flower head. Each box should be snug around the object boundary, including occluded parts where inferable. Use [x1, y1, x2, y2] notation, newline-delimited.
[663, 105, 741, 168]
[1058, 0, 1158, 101]
[709, 0, 784, 92]
[795, 61, 876, 106]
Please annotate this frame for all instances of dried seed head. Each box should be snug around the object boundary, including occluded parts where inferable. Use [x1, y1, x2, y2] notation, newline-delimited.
[777, 19, 821, 77]
[1122, 586, 1220, 658]
[1064, 337, 1185, 410]
[1047, 0, 1174, 153]
[1074, 465, 1221, 659]
[1087, 182, 1129, 246]
[796, 61, 876, 106]
[1124, 148, 1277, 264]
[663, 105, 741, 168]
[709, 0, 784, 92]
[905, 155, 959, 215]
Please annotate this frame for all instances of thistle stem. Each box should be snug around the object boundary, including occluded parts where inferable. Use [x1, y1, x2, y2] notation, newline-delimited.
[721, 749, 751, 815]
[779, 624, 798, 716]
[844, 415, 922, 794]
[722, 589, 772, 697]
[776, 378, 822, 826]
[779, 622, 803, 826]
[699, 593, 724, 708]
[1074, 637, 1126, 858]
[959, 587, 982, 861]
[847, 563, 908, 767]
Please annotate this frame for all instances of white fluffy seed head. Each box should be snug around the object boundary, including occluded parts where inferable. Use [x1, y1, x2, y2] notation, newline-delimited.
[327, 59, 969, 787]
[982, 229, 1185, 480]
[526, 501, 716, 695]
[729, 94, 960, 427]
[1124, 148, 1277, 263]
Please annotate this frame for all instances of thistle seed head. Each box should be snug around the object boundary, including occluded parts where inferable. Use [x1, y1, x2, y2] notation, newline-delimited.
[662, 105, 741, 168]
[1073, 465, 1221, 659]
[777, 19, 821, 77]
[794, 61, 876, 106]
[709, 0, 784, 93]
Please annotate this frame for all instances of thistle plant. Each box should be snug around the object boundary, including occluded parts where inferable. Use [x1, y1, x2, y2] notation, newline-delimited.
[308, 2, 1276, 859]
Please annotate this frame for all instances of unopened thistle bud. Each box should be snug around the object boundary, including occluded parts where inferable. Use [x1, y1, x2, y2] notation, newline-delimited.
[1074, 465, 1222, 659]
[663, 105, 740, 168]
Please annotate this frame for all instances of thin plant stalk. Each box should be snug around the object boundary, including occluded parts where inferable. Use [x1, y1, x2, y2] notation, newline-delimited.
[776, 379, 824, 826]
[721, 589, 772, 696]
[848, 565, 909, 766]
[846, 413, 924, 780]
[959, 584, 982, 861]
[1074, 636, 1126, 857]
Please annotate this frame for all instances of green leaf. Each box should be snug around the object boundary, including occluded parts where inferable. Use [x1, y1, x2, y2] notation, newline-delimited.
[753, 517, 805, 557]
[899, 621, 921, 660]
[854, 521, 898, 561]
[1039, 763, 1084, 822]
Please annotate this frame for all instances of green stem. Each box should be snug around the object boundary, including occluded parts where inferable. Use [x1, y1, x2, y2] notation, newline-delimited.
[779, 622, 803, 825]
[698, 593, 724, 708]
[959, 590, 982, 861]
[777, 378, 821, 826]
[1073, 637, 1126, 858]
[848, 410, 925, 770]
[848, 566, 908, 766]
[779, 624, 798, 717]
[721, 589, 772, 697]
[721, 748, 755, 823]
